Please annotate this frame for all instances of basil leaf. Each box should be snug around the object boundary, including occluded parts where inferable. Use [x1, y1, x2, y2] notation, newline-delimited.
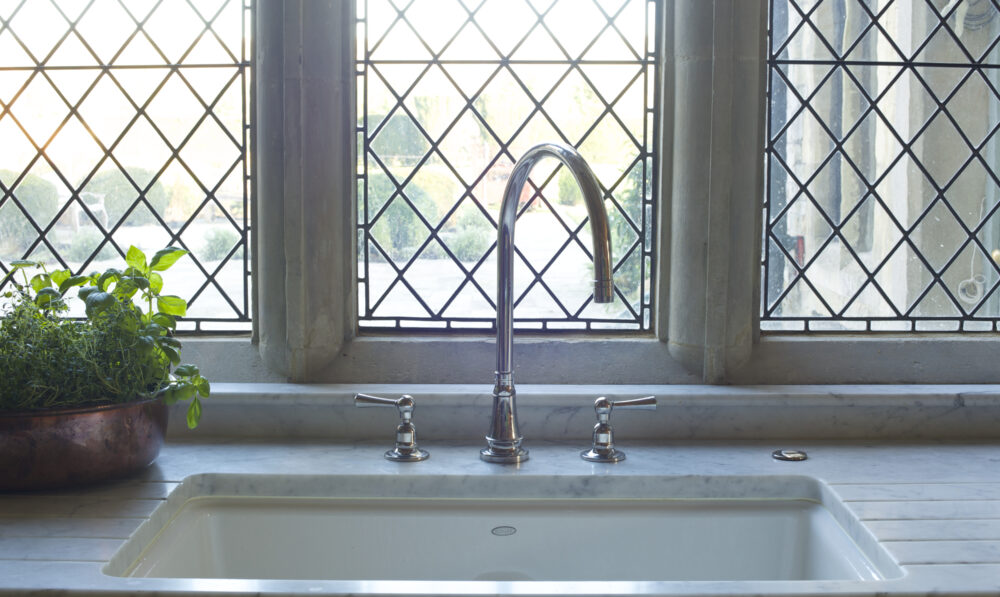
[186, 397, 202, 429]
[58, 275, 88, 295]
[98, 269, 120, 291]
[160, 343, 181, 366]
[157, 295, 187, 316]
[151, 312, 176, 330]
[30, 273, 52, 292]
[150, 247, 188, 272]
[159, 335, 181, 349]
[114, 279, 139, 300]
[50, 269, 71, 286]
[137, 335, 155, 356]
[126, 246, 147, 272]
[84, 291, 116, 317]
[174, 363, 199, 377]
[33, 287, 60, 306]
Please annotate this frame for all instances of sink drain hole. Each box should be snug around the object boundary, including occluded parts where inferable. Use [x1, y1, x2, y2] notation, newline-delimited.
[491, 525, 517, 536]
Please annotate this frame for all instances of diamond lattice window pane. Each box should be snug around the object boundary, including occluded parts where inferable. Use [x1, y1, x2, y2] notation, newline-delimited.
[0, 0, 253, 331]
[765, 0, 1000, 332]
[357, 0, 658, 330]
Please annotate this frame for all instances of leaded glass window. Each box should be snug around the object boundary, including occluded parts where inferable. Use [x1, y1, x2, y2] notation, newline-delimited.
[765, 0, 1000, 332]
[357, 0, 658, 331]
[0, 0, 252, 331]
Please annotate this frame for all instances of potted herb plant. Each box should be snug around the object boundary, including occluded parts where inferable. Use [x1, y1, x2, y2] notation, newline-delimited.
[0, 246, 209, 491]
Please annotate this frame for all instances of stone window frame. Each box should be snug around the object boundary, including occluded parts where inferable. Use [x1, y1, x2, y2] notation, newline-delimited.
[186, 0, 995, 386]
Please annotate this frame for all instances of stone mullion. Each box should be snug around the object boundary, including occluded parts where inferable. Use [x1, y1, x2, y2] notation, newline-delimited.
[667, 0, 768, 381]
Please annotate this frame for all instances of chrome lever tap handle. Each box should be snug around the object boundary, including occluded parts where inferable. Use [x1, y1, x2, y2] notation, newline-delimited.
[354, 393, 398, 407]
[581, 396, 656, 463]
[353, 393, 429, 462]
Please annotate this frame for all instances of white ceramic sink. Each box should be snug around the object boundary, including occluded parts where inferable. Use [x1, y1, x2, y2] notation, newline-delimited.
[105, 474, 902, 589]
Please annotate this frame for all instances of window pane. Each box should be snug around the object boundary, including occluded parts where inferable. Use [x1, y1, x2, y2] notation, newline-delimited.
[764, 0, 1000, 332]
[356, 0, 658, 331]
[0, 0, 253, 331]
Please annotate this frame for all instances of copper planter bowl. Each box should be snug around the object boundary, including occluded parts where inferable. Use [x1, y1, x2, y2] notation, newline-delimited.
[0, 397, 168, 491]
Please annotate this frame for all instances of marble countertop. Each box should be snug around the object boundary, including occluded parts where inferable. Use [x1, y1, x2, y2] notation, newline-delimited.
[2, 437, 1000, 596]
[4, 384, 1000, 596]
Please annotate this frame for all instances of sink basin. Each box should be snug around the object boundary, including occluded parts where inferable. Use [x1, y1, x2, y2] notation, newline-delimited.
[105, 474, 901, 588]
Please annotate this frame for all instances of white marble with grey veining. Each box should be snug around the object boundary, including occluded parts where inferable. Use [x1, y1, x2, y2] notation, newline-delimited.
[2, 440, 1000, 595]
[2, 384, 1000, 595]
[166, 383, 1000, 441]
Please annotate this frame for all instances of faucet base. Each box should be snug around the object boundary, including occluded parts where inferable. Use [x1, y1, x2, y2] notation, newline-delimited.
[580, 447, 625, 463]
[480, 446, 529, 464]
[385, 447, 430, 462]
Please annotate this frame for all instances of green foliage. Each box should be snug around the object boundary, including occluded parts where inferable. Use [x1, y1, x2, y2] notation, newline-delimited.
[369, 176, 438, 262]
[370, 113, 430, 160]
[449, 208, 492, 262]
[200, 227, 240, 261]
[83, 169, 168, 226]
[63, 229, 117, 263]
[409, 167, 460, 219]
[0, 247, 209, 428]
[371, 200, 421, 261]
[607, 166, 644, 304]
[557, 167, 580, 206]
[0, 170, 59, 251]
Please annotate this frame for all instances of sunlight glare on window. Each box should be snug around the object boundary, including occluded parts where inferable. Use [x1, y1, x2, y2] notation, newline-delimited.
[0, 0, 252, 331]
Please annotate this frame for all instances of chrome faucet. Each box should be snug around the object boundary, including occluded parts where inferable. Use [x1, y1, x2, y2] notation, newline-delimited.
[481, 143, 614, 464]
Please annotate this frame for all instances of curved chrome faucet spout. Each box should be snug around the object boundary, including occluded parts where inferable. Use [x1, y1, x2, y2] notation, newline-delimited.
[481, 143, 614, 464]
